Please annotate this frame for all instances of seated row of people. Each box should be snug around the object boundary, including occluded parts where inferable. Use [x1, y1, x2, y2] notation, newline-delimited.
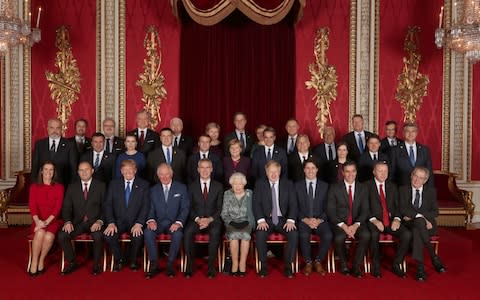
[28, 155, 445, 281]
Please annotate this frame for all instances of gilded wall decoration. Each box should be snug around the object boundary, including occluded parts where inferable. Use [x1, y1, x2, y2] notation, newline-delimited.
[136, 26, 167, 129]
[305, 27, 338, 139]
[45, 26, 81, 134]
[395, 26, 429, 124]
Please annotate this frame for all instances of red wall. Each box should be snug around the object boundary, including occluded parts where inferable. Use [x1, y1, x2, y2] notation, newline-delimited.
[125, 0, 180, 132]
[379, 0, 443, 169]
[472, 64, 480, 181]
[295, 0, 350, 145]
[31, 0, 97, 142]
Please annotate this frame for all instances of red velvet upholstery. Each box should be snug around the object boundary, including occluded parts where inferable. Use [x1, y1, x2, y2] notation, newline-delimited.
[156, 233, 173, 241]
[194, 233, 210, 242]
[267, 233, 288, 241]
[379, 234, 393, 241]
[434, 173, 464, 208]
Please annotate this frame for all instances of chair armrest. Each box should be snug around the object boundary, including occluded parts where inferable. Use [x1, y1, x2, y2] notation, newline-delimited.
[0, 188, 13, 215]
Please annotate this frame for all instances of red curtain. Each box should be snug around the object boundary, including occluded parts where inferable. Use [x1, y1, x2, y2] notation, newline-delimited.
[179, 7, 296, 138]
[472, 64, 480, 180]
[295, 0, 351, 145]
[379, 0, 443, 169]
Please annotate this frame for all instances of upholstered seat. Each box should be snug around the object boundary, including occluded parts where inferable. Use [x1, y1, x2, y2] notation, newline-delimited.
[254, 232, 299, 273]
[1, 170, 32, 227]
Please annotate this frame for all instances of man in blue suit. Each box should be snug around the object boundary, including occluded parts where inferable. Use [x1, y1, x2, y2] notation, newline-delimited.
[103, 159, 150, 271]
[144, 163, 189, 279]
[251, 127, 288, 181]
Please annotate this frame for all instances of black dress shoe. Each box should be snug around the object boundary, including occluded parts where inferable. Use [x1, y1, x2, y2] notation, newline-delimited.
[61, 262, 78, 275]
[238, 271, 246, 277]
[340, 265, 350, 276]
[37, 267, 45, 275]
[145, 267, 160, 279]
[166, 264, 175, 278]
[207, 269, 216, 279]
[432, 257, 446, 273]
[28, 270, 38, 277]
[112, 262, 122, 272]
[259, 263, 268, 278]
[129, 263, 138, 271]
[392, 264, 406, 278]
[92, 264, 102, 276]
[371, 269, 382, 278]
[184, 271, 193, 278]
[351, 268, 363, 278]
[284, 266, 294, 279]
[416, 264, 427, 281]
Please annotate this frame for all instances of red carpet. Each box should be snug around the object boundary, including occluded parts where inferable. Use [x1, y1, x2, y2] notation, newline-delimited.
[1, 227, 479, 299]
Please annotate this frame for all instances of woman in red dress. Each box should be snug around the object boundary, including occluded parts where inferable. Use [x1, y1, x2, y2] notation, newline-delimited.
[28, 161, 64, 276]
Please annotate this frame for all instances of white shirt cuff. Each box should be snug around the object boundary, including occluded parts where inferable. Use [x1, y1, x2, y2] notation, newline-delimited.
[257, 218, 266, 224]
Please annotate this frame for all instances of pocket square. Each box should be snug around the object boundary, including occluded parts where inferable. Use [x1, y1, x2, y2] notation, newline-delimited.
[174, 193, 181, 197]
[147, 140, 154, 143]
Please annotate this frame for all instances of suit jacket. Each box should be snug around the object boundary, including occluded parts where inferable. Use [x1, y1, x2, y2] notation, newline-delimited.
[187, 179, 223, 224]
[174, 135, 194, 156]
[288, 151, 315, 181]
[390, 142, 433, 186]
[312, 143, 336, 181]
[366, 180, 400, 223]
[147, 181, 189, 226]
[105, 136, 125, 155]
[278, 136, 298, 155]
[67, 136, 92, 156]
[127, 128, 160, 157]
[295, 179, 329, 220]
[327, 181, 369, 226]
[104, 177, 150, 226]
[398, 185, 438, 224]
[357, 151, 390, 182]
[186, 152, 223, 183]
[253, 178, 297, 222]
[146, 147, 187, 184]
[380, 137, 402, 156]
[61, 179, 106, 226]
[250, 145, 288, 180]
[31, 137, 78, 185]
[224, 131, 254, 157]
[342, 131, 374, 163]
[80, 151, 116, 184]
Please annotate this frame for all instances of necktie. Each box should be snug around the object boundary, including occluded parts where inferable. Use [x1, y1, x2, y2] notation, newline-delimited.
[105, 138, 111, 153]
[414, 189, 421, 209]
[202, 153, 207, 159]
[174, 137, 178, 148]
[139, 130, 145, 146]
[240, 132, 245, 150]
[164, 185, 169, 203]
[302, 156, 307, 163]
[308, 181, 314, 217]
[357, 133, 364, 154]
[50, 140, 56, 152]
[390, 139, 395, 147]
[83, 182, 88, 200]
[289, 137, 295, 154]
[409, 146, 415, 166]
[379, 184, 390, 226]
[203, 182, 208, 202]
[347, 185, 353, 225]
[166, 147, 171, 165]
[94, 153, 100, 169]
[267, 148, 272, 161]
[328, 145, 333, 161]
[125, 181, 131, 207]
[271, 183, 279, 225]
[373, 153, 377, 161]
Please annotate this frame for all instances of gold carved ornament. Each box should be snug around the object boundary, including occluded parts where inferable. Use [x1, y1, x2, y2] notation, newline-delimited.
[305, 27, 338, 139]
[45, 26, 81, 134]
[395, 26, 429, 124]
[136, 26, 167, 130]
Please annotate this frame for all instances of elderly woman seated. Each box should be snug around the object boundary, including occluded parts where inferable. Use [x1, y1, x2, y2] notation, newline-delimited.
[221, 172, 254, 276]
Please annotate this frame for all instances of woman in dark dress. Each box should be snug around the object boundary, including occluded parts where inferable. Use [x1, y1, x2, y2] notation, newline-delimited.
[28, 161, 64, 276]
[115, 133, 146, 178]
[326, 142, 349, 184]
[223, 139, 251, 186]
[206, 122, 223, 159]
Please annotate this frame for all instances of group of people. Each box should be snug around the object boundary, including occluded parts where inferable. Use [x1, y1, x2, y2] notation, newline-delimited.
[27, 111, 445, 281]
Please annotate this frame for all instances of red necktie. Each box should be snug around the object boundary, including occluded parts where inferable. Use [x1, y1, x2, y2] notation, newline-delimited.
[202, 182, 208, 202]
[83, 183, 88, 222]
[347, 185, 353, 225]
[379, 184, 390, 226]
[139, 130, 145, 146]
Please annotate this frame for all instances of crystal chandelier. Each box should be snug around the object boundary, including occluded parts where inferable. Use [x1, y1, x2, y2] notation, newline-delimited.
[0, 0, 41, 55]
[435, 1, 480, 63]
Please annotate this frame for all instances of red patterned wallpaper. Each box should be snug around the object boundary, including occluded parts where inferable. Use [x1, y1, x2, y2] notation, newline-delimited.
[31, 0, 97, 142]
[472, 64, 480, 181]
[125, 0, 180, 132]
[295, 0, 350, 145]
[379, 0, 443, 169]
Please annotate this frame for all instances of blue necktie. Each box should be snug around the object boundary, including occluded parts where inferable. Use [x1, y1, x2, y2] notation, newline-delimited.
[166, 147, 171, 165]
[357, 133, 364, 154]
[414, 189, 420, 209]
[125, 181, 131, 207]
[271, 183, 279, 225]
[289, 137, 295, 154]
[409, 146, 415, 166]
[308, 181, 314, 217]
[267, 148, 272, 161]
[164, 185, 169, 203]
[94, 153, 100, 169]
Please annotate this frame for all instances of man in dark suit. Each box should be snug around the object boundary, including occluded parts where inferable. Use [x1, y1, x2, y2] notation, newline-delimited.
[31, 118, 78, 185]
[170, 117, 194, 156]
[367, 161, 411, 278]
[127, 110, 160, 158]
[184, 159, 223, 278]
[254, 160, 298, 278]
[251, 127, 288, 181]
[187, 135, 223, 183]
[223, 112, 254, 156]
[327, 161, 370, 278]
[146, 127, 187, 184]
[295, 159, 332, 276]
[288, 134, 315, 181]
[104, 159, 150, 271]
[67, 119, 92, 156]
[313, 126, 337, 181]
[58, 161, 106, 275]
[279, 118, 300, 155]
[144, 163, 189, 279]
[357, 134, 389, 182]
[399, 167, 446, 281]
[390, 123, 433, 186]
[102, 117, 124, 155]
[80, 132, 115, 184]
[342, 114, 374, 163]
[380, 120, 402, 156]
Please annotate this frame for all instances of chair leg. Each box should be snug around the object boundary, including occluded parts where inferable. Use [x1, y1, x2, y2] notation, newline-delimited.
[61, 250, 65, 272]
[143, 247, 147, 272]
[255, 247, 259, 273]
[27, 240, 32, 272]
